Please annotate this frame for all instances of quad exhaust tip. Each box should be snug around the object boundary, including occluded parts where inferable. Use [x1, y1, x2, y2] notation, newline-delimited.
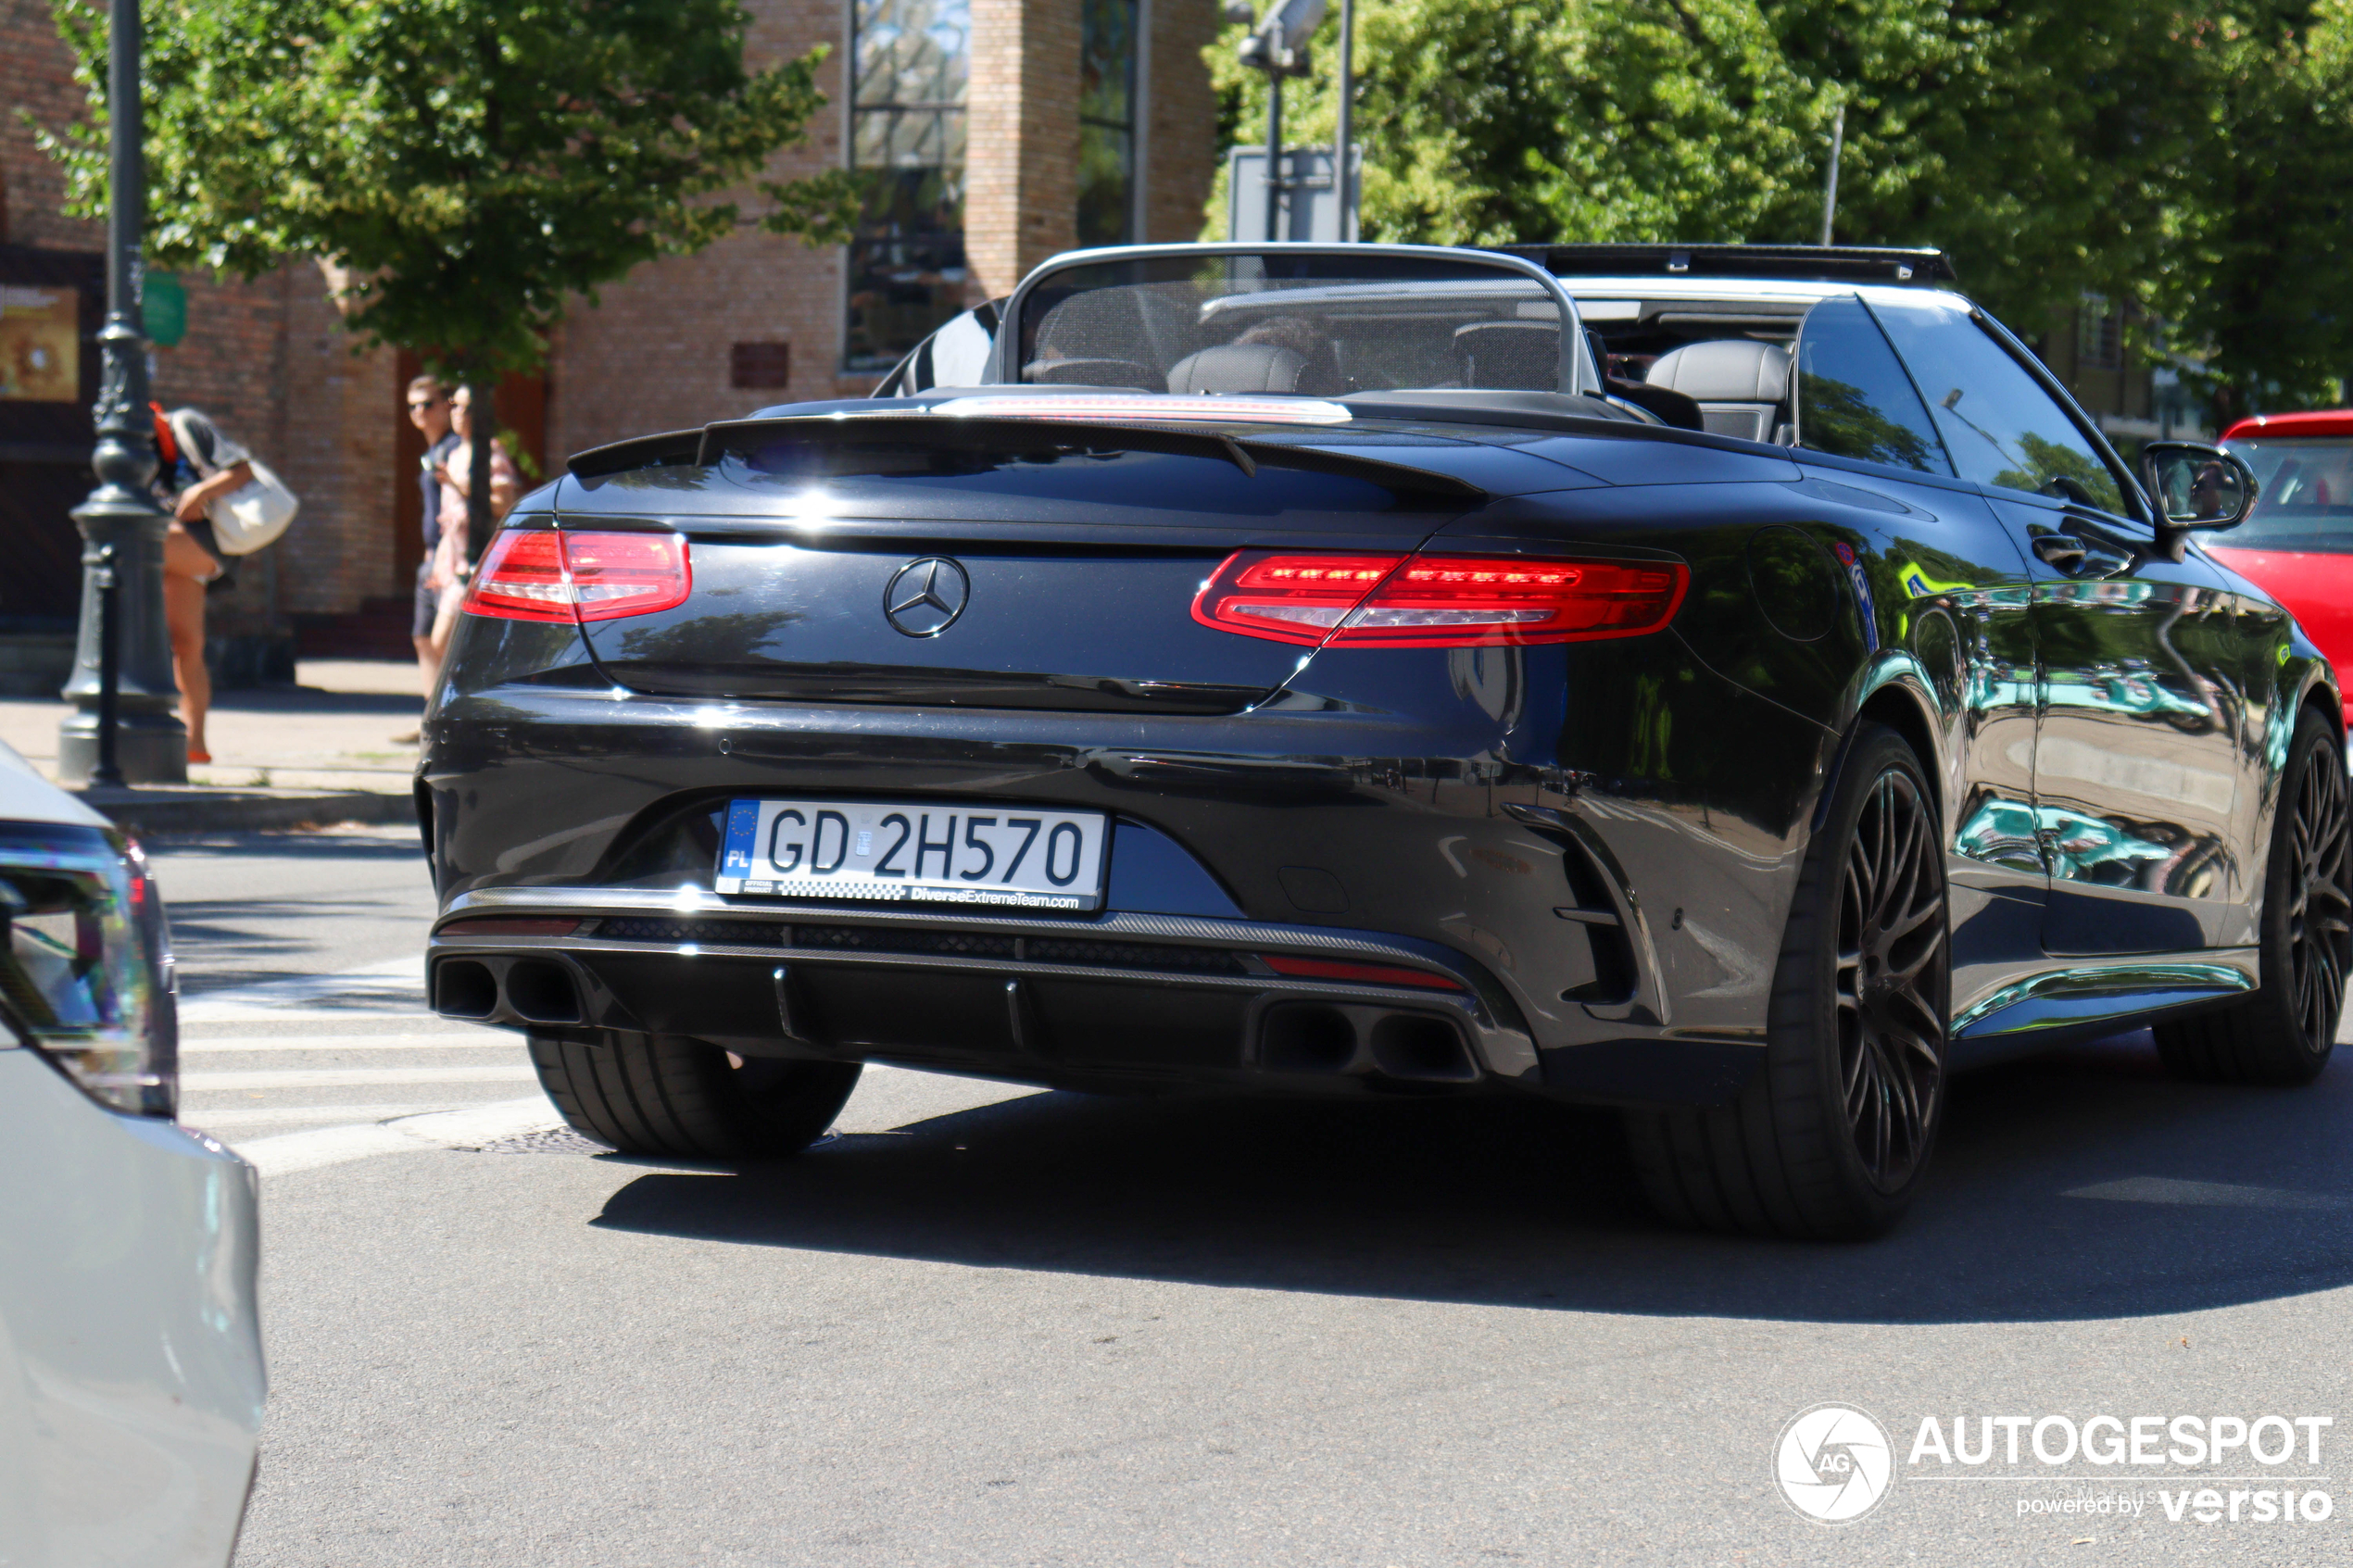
[1259, 1000, 1478, 1084]
[432, 956, 584, 1026]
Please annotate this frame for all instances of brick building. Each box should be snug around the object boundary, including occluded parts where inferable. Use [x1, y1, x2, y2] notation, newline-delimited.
[0, 0, 1219, 671]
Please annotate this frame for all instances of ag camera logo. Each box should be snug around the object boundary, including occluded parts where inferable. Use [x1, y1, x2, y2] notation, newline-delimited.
[1777, 1403, 1894, 1524]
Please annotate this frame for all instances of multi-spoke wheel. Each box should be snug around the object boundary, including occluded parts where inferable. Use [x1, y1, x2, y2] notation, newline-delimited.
[2156, 707, 2350, 1085]
[1625, 723, 1950, 1239]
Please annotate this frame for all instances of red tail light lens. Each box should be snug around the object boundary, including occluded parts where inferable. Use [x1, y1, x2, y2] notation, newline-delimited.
[466, 530, 692, 624]
[1192, 551, 1686, 647]
[465, 530, 571, 622]
[1190, 553, 1403, 645]
[563, 533, 693, 621]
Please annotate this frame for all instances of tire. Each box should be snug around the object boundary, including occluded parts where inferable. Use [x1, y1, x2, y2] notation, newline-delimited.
[529, 1034, 861, 1160]
[2154, 707, 2350, 1085]
[1624, 723, 1949, 1240]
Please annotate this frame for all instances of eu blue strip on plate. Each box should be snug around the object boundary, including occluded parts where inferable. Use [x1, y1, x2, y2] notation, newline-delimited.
[721, 799, 760, 881]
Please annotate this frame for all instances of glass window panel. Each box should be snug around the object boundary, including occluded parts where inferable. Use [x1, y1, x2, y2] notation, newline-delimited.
[1874, 298, 2127, 513]
[2218, 438, 2353, 551]
[1076, 126, 1134, 249]
[1076, 0, 1138, 247]
[1793, 296, 1952, 474]
[849, 0, 970, 370]
[1080, 0, 1137, 125]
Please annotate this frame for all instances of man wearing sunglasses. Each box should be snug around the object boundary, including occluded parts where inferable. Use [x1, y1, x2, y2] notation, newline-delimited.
[399, 376, 460, 742]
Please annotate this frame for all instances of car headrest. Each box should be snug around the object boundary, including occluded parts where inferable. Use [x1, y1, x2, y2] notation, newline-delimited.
[1645, 339, 1792, 404]
[1453, 322, 1559, 390]
[1026, 358, 1159, 389]
[1166, 343, 1308, 395]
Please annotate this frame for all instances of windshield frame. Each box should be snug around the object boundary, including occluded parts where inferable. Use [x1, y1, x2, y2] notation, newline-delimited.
[985, 243, 1596, 397]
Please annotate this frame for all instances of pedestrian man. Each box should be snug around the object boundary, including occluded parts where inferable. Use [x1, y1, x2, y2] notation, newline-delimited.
[399, 375, 461, 741]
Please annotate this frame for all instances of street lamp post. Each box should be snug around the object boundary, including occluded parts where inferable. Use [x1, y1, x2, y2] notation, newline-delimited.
[59, 0, 188, 787]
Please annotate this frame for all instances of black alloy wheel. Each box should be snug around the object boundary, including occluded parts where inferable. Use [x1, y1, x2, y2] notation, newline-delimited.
[2157, 707, 2351, 1085]
[1625, 723, 1950, 1239]
[1835, 763, 1948, 1191]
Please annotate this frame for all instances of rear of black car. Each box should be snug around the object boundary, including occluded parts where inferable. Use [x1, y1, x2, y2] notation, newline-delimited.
[421, 408, 1831, 1147]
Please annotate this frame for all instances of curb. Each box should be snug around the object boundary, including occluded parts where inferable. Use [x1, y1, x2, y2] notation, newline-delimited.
[75, 785, 416, 837]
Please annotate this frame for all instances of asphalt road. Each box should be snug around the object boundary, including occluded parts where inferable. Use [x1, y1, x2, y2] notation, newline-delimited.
[156, 828, 2353, 1566]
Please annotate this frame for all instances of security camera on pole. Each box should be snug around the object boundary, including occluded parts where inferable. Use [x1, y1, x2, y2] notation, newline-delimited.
[59, 0, 187, 787]
[1232, 0, 1323, 242]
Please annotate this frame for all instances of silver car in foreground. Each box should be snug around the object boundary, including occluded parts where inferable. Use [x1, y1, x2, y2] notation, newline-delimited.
[0, 747, 263, 1565]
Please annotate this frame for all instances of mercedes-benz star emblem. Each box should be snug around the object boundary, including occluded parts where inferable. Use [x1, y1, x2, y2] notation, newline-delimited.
[884, 557, 969, 637]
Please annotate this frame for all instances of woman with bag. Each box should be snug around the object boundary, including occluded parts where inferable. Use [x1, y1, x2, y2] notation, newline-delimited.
[152, 403, 255, 763]
[423, 385, 520, 669]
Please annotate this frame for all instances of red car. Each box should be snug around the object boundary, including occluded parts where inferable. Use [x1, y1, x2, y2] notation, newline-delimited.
[2208, 408, 2353, 727]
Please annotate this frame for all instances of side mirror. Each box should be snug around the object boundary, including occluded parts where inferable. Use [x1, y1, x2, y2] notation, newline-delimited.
[2141, 440, 2258, 533]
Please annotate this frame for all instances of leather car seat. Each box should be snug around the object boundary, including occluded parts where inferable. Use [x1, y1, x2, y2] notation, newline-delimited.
[1165, 343, 1310, 395]
[1644, 339, 1793, 442]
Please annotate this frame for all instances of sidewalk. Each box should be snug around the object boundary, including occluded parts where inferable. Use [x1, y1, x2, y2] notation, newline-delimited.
[0, 659, 428, 831]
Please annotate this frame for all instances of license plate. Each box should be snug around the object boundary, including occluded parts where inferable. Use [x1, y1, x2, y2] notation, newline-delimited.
[716, 799, 1110, 911]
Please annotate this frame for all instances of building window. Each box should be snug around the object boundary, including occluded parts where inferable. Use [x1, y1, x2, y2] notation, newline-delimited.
[846, 0, 970, 371]
[1077, 0, 1140, 247]
[2078, 295, 2122, 372]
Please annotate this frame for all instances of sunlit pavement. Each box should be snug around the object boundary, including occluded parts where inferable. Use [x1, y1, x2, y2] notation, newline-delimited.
[157, 828, 2353, 1566]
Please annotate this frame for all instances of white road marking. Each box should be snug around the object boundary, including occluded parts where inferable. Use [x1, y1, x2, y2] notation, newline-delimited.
[182, 1006, 438, 1026]
[183, 1102, 460, 1129]
[181, 1033, 510, 1054]
[233, 1097, 563, 1177]
[181, 955, 424, 1023]
[182, 1064, 539, 1091]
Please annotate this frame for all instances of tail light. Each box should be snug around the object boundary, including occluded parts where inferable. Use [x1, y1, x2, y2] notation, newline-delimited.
[1192, 551, 1687, 647]
[466, 530, 692, 624]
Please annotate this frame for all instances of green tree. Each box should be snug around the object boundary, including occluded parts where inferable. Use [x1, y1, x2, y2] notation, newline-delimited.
[39, 0, 861, 544]
[1208, 1, 2352, 420]
[2142, 2, 2353, 419]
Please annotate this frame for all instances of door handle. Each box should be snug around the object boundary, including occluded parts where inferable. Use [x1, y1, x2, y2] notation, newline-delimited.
[2033, 534, 2089, 569]
[2033, 533, 2128, 577]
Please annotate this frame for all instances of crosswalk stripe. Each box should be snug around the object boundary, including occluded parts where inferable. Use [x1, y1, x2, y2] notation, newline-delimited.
[182, 1102, 468, 1128]
[182, 1064, 540, 1091]
[181, 1034, 510, 1054]
[233, 1098, 564, 1177]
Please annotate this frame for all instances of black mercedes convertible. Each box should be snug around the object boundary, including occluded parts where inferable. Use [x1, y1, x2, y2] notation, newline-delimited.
[419, 242, 2347, 1239]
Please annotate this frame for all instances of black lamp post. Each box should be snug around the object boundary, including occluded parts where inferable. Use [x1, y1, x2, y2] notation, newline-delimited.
[59, 0, 188, 788]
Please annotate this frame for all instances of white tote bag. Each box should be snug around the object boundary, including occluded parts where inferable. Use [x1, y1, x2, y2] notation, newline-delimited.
[204, 459, 299, 555]
[170, 410, 299, 554]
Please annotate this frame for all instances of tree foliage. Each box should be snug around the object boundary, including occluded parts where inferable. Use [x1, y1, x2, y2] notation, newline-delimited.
[1210, 1, 2353, 416]
[40, 0, 860, 378]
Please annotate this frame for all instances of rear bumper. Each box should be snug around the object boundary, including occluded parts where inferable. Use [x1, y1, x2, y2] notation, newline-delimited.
[431, 886, 1539, 1095]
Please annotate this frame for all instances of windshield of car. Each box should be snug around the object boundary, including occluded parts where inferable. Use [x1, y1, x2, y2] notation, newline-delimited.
[2218, 437, 2353, 552]
[1011, 253, 1574, 397]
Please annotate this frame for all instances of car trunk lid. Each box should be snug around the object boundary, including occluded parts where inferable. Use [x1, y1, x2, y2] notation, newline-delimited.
[561, 417, 1490, 713]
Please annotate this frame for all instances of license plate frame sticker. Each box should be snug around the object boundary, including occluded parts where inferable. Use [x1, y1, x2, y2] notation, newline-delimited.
[716, 799, 1110, 911]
